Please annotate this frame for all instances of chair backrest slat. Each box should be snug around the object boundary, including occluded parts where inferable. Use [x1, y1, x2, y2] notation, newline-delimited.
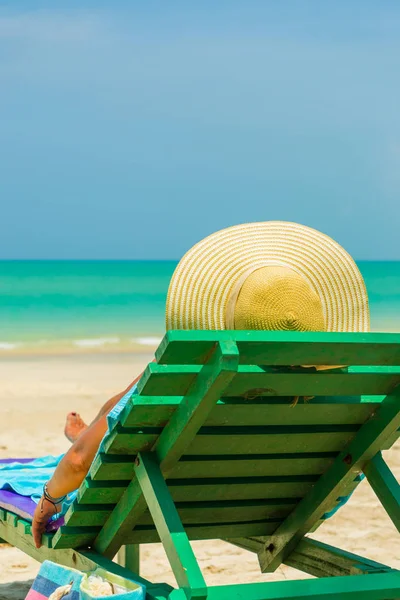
[139, 365, 400, 398]
[156, 331, 400, 366]
[122, 396, 383, 428]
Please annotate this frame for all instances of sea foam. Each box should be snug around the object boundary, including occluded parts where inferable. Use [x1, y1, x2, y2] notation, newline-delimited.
[0, 342, 21, 350]
[131, 337, 162, 346]
[73, 337, 120, 348]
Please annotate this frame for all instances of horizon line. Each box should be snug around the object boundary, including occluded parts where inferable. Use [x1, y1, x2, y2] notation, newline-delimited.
[0, 258, 399, 263]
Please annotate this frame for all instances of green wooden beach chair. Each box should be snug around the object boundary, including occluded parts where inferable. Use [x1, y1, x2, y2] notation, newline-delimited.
[1, 331, 400, 599]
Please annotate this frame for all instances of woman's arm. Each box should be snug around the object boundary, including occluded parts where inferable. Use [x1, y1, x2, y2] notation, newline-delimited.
[32, 373, 145, 548]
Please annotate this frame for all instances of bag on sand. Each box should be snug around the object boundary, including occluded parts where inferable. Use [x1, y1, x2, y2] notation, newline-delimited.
[25, 560, 145, 600]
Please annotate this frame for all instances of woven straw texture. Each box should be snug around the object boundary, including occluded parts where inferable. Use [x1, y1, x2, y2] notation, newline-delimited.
[166, 221, 370, 333]
[232, 265, 326, 331]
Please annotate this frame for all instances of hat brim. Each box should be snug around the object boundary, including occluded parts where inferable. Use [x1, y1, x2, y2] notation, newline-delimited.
[166, 221, 370, 333]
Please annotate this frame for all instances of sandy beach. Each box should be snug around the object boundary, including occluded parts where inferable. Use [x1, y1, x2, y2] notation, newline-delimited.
[0, 353, 399, 599]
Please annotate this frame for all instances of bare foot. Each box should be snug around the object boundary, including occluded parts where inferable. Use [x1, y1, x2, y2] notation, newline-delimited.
[64, 412, 88, 443]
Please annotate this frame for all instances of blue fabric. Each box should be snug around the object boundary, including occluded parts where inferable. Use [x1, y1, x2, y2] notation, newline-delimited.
[0, 383, 138, 518]
[0, 455, 63, 503]
[322, 474, 365, 520]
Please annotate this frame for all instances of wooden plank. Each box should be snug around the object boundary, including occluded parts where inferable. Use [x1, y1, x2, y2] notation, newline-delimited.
[90, 454, 135, 481]
[257, 386, 400, 572]
[106, 427, 358, 456]
[284, 537, 394, 577]
[224, 369, 400, 398]
[147, 499, 295, 524]
[139, 364, 400, 397]
[122, 396, 379, 428]
[67, 498, 296, 528]
[127, 520, 283, 544]
[170, 454, 338, 478]
[166, 476, 314, 502]
[156, 331, 400, 367]
[52, 527, 100, 549]
[77, 474, 313, 506]
[121, 396, 181, 428]
[53, 522, 285, 549]
[102, 427, 160, 455]
[64, 504, 113, 527]
[201, 572, 400, 600]
[363, 452, 400, 533]
[134, 452, 207, 599]
[94, 340, 239, 558]
[77, 480, 127, 504]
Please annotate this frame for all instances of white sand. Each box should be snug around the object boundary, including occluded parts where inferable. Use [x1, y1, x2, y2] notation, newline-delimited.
[0, 354, 399, 599]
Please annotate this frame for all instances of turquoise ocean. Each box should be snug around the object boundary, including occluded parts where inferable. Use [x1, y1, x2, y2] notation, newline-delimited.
[0, 261, 399, 356]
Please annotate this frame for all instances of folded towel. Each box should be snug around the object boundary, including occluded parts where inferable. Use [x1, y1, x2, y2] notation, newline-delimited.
[25, 560, 82, 600]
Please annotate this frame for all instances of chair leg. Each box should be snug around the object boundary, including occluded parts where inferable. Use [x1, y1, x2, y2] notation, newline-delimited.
[363, 452, 400, 533]
[117, 544, 140, 574]
[135, 452, 207, 599]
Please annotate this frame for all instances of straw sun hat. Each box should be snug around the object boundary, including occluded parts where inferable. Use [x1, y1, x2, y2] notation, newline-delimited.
[166, 221, 370, 334]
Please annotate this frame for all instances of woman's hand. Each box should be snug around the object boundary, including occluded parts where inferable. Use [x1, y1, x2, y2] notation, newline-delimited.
[32, 496, 61, 548]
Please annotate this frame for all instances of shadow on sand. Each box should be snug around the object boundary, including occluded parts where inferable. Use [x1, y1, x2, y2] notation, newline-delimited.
[0, 580, 33, 600]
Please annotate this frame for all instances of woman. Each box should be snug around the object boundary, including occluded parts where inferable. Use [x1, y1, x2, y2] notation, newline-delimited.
[32, 220, 370, 547]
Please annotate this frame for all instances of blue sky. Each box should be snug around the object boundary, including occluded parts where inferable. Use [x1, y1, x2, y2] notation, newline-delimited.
[1, 2, 400, 260]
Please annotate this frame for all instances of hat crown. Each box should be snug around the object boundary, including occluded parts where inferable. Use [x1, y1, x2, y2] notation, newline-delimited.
[232, 266, 326, 332]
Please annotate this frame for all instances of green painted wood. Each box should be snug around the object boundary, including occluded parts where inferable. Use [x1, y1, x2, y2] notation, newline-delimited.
[128, 520, 283, 544]
[155, 330, 400, 367]
[94, 340, 239, 558]
[57, 519, 284, 547]
[64, 504, 113, 527]
[90, 454, 136, 481]
[103, 427, 159, 455]
[382, 427, 400, 450]
[67, 499, 296, 529]
[138, 364, 400, 398]
[105, 427, 358, 456]
[6, 512, 18, 527]
[363, 452, 400, 533]
[200, 572, 400, 600]
[141, 499, 296, 524]
[121, 396, 181, 428]
[169, 454, 338, 479]
[88, 450, 350, 487]
[283, 538, 394, 577]
[257, 386, 400, 573]
[53, 527, 101, 549]
[126, 544, 140, 574]
[77, 479, 127, 504]
[152, 342, 239, 471]
[78, 473, 316, 505]
[121, 396, 380, 428]
[135, 452, 207, 599]
[76, 477, 315, 510]
[233, 479, 367, 568]
[103, 428, 160, 455]
[117, 544, 140, 575]
[164, 476, 315, 502]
